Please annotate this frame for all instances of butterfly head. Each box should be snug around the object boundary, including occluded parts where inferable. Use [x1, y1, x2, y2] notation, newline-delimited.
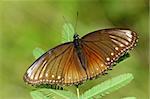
[73, 34, 79, 40]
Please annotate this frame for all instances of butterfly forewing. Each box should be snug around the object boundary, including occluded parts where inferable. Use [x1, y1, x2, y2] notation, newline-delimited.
[81, 28, 138, 79]
[24, 43, 87, 85]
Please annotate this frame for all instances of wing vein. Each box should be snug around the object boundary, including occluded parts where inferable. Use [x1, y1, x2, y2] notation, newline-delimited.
[83, 42, 106, 62]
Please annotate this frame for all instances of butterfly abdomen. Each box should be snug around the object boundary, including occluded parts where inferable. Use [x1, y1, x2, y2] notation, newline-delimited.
[73, 35, 87, 70]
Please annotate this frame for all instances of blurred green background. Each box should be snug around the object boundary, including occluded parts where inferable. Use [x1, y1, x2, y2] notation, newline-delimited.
[0, 0, 149, 99]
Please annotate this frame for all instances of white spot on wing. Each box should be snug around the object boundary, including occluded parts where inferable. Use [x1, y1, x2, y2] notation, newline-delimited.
[39, 74, 42, 78]
[115, 47, 119, 50]
[68, 77, 71, 79]
[57, 76, 61, 79]
[52, 75, 54, 78]
[111, 52, 114, 56]
[128, 38, 132, 42]
[125, 42, 129, 45]
[120, 44, 124, 47]
[46, 73, 48, 77]
[34, 76, 38, 80]
[106, 58, 110, 61]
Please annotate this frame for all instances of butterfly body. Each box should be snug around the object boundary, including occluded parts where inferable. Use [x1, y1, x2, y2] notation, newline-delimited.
[24, 28, 138, 86]
[73, 34, 87, 70]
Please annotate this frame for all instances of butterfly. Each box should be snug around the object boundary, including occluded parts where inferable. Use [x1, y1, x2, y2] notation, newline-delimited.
[23, 28, 138, 86]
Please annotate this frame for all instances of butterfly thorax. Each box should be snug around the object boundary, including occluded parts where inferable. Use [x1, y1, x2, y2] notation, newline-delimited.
[73, 34, 87, 70]
[73, 34, 80, 47]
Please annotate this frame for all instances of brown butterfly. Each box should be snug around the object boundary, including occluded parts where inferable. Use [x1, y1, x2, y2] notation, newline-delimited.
[23, 28, 138, 86]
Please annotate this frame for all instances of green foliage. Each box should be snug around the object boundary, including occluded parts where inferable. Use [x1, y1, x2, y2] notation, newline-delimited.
[31, 89, 77, 99]
[32, 23, 74, 59]
[33, 48, 45, 59]
[30, 91, 49, 99]
[61, 23, 74, 43]
[80, 73, 134, 99]
[121, 97, 136, 99]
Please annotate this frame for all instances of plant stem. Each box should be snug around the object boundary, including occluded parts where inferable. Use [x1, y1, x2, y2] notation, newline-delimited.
[76, 88, 80, 99]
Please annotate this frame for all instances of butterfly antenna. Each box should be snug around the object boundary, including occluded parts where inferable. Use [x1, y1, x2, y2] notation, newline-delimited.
[74, 12, 78, 35]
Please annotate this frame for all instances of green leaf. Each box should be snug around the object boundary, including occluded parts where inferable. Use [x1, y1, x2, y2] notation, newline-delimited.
[30, 91, 49, 99]
[80, 73, 134, 99]
[61, 23, 74, 43]
[33, 48, 45, 59]
[121, 97, 136, 99]
[31, 88, 77, 99]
